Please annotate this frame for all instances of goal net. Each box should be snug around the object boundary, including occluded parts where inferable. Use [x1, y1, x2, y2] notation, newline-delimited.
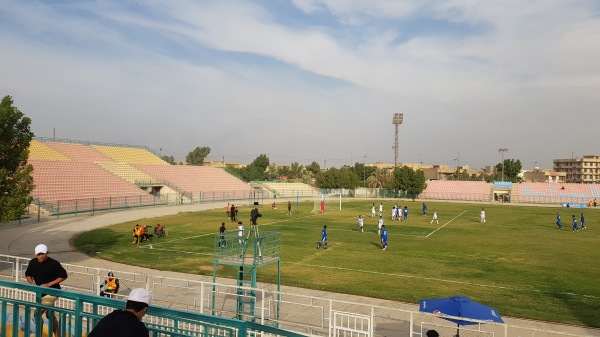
[311, 193, 342, 213]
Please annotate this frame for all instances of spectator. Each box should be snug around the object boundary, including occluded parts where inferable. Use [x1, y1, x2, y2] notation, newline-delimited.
[89, 288, 151, 337]
[25, 244, 68, 337]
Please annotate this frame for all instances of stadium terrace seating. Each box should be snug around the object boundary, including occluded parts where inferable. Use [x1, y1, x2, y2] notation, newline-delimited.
[28, 140, 70, 161]
[44, 141, 114, 162]
[515, 182, 600, 204]
[262, 182, 317, 198]
[420, 180, 492, 201]
[91, 145, 167, 164]
[97, 162, 154, 184]
[30, 160, 157, 213]
[516, 182, 551, 203]
[134, 164, 254, 200]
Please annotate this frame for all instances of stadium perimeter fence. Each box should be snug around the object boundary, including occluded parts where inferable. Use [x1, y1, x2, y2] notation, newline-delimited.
[0, 254, 594, 337]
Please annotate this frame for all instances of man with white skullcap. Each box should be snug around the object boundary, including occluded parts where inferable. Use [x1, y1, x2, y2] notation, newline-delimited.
[89, 288, 151, 337]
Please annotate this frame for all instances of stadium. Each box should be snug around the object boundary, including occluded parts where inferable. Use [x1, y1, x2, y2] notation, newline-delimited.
[1, 138, 599, 337]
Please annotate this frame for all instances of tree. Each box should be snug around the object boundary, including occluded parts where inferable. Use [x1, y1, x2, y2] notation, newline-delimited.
[186, 146, 211, 166]
[366, 168, 391, 188]
[0, 95, 34, 222]
[495, 159, 522, 182]
[306, 161, 321, 175]
[161, 155, 176, 165]
[349, 162, 376, 182]
[392, 166, 427, 197]
[250, 154, 269, 172]
[289, 162, 303, 179]
[226, 154, 270, 181]
[315, 167, 360, 189]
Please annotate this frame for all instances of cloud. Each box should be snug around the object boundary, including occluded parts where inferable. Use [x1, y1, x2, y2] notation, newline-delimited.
[1, 0, 600, 168]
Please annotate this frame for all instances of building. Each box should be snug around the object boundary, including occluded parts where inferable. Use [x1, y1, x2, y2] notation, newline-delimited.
[522, 168, 566, 182]
[553, 155, 600, 183]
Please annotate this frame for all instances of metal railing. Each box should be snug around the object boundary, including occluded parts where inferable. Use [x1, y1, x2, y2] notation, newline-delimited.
[0, 279, 308, 337]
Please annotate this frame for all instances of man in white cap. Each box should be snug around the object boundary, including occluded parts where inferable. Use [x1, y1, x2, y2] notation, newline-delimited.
[89, 288, 151, 337]
[25, 243, 68, 336]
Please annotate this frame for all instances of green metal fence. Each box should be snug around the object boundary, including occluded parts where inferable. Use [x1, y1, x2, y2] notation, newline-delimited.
[0, 279, 307, 337]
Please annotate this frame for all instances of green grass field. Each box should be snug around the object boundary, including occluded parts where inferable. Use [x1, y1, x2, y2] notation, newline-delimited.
[73, 200, 600, 327]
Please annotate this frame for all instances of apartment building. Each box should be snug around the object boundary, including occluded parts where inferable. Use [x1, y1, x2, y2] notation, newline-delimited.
[553, 155, 600, 182]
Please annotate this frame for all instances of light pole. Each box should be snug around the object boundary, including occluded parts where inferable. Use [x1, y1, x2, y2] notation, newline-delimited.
[499, 148, 508, 181]
[363, 155, 366, 188]
[392, 113, 404, 168]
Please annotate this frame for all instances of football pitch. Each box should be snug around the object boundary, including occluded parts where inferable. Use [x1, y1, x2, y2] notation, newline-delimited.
[74, 200, 600, 327]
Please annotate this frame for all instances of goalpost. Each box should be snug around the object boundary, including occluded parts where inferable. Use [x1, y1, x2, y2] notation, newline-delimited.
[311, 193, 342, 213]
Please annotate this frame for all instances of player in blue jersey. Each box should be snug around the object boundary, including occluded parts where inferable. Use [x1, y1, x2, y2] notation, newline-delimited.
[580, 213, 586, 229]
[403, 206, 408, 222]
[572, 215, 579, 232]
[422, 203, 427, 216]
[556, 212, 562, 229]
[381, 225, 388, 250]
[317, 225, 328, 249]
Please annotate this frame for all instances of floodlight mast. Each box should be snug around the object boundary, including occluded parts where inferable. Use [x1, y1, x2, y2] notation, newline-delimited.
[392, 113, 404, 168]
[499, 148, 508, 181]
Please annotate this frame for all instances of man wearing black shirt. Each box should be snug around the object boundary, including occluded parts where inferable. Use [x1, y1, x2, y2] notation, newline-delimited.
[89, 288, 151, 337]
[25, 244, 68, 337]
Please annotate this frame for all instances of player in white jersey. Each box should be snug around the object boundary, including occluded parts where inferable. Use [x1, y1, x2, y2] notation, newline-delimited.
[480, 208, 486, 223]
[430, 210, 439, 224]
[357, 215, 364, 233]
[378, 203, 383, 217]
[371, 203, 376, 218]
[377, 216, 384, 235]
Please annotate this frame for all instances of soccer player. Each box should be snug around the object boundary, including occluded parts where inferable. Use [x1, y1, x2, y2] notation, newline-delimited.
[317, 225, 328, 249]
[480, 208, 486, 223]
[394, 204, 400, 220]
[422, 203, 427, 216]
[430, 210, 439, 224]
[556, 212, 563, 229]
[357, 215, 364, 233]
[403, 206, 408, 222]
[237, 221, 245, 244]
[371, 203, 376, 218]
[378, 216, 384, 235]
[379, 203, 383, 217]
[580, 213, 586, 229]
[381, 225, 388, 250]
[572, 215, 579, 232]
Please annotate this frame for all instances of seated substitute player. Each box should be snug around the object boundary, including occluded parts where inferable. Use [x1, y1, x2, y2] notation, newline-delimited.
[381, 225, 388, 250]
[317, 225, 328, 249]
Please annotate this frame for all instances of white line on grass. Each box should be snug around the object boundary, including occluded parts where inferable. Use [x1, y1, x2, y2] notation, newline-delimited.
[287, 262, 600, 300]
[425, 210, 467, 238]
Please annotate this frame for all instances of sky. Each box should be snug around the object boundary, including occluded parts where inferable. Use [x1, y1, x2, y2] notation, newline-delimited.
[2, 0, 600, 169]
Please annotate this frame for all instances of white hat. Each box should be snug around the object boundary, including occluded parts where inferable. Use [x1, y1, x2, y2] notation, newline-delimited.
[128, 288, 151, 305]
[34, 244, 48, 255]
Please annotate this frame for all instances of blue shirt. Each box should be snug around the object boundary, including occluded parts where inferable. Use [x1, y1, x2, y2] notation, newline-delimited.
[557, 215, 561, 223]
[321, 228, 327, 240]
[381, 228, 388, 240]
[403, 207, 408, 215]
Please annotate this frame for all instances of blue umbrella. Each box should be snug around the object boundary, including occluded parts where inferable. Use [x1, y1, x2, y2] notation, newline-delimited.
[419, 296, 504, 326]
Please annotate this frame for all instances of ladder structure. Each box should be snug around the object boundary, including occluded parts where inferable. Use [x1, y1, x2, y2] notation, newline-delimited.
[213, 219, 281, 323]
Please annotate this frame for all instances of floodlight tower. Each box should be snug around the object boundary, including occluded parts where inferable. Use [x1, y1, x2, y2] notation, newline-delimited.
[499, 148, 508, 181]
[392, 113, 404, 168]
